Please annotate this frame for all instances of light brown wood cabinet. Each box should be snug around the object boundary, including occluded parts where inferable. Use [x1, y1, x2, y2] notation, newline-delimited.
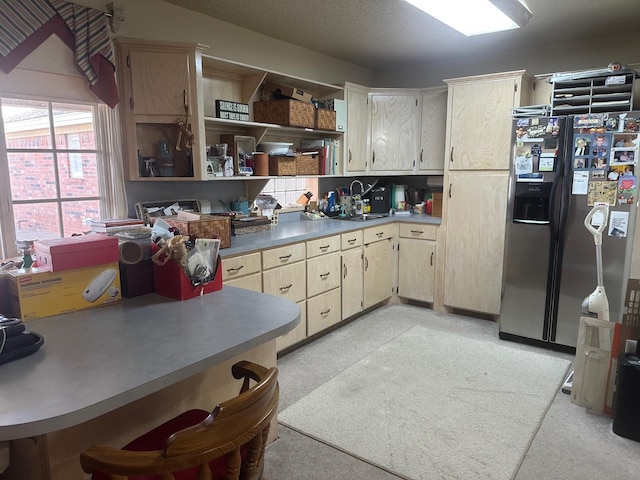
[363, 224, 394, 309]
[306, 236, 342, 336]
[344, 82, 371, 174]
[419, 87, 447, 172]
[397, 224, 437, 303]
[369, 91, 420, 173]
[441, 71, 531, 316]
[222, 252, 262, 292]
[341, 230, 364, 320]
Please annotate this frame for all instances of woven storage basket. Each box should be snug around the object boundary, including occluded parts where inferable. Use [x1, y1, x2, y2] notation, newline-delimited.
[315, 108, 336, 130]
[296, 153, 320, 175]
[269, 155, 297, 176]
[163, 215, 232, 248]
[253, 100, 314, 128]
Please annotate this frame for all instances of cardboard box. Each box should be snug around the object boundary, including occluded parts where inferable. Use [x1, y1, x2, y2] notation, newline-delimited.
[8, 263, 121, 321]
[34, 234, 119, 272]
[263, 81, 313, 103]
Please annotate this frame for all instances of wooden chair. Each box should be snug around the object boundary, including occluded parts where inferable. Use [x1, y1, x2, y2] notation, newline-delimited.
[80, 361, 279, 480]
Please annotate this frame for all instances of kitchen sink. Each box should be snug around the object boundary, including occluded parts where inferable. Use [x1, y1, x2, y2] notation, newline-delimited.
[330, 213, 390, 222]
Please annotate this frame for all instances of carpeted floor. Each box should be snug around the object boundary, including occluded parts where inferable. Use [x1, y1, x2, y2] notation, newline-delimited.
[279, 324, 572, 480]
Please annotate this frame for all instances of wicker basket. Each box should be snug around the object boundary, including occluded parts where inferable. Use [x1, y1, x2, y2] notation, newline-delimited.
[269, 155, 297, 176]
[163, 215, 232, 248]
[315, 108, 336, 131]
[296, 153, 320, 175]
[253, 100, 315, 128]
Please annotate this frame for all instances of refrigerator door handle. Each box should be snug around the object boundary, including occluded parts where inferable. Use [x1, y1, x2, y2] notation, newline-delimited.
[514, 219, 550, 225]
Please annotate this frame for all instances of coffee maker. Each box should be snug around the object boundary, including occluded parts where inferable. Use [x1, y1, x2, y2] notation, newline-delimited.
[370, 186, 391, 214]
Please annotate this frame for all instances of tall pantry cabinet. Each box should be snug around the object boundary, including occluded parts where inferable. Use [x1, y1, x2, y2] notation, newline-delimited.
[440, 71, 532, 316]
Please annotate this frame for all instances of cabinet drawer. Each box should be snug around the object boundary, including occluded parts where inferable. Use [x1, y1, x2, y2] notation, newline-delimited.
[262, 243, 306, 270]
[307, 251, 341, 298]
[341, 230, 363, 250]
[262, 261, 306, 303]
[399, 223, 437, 240]
[363, 224, 394, 244]
[222, 252, 261, 281]
[306, 235, 340, 258]
[223, 272, 262, 292]
[307, 288, 341, 336]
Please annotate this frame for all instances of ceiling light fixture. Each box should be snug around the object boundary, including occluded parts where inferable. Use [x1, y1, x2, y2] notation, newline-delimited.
[403, 0, 532, 36]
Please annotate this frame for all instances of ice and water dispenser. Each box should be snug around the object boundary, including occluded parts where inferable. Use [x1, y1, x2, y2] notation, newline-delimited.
[513, 182, 552, 222]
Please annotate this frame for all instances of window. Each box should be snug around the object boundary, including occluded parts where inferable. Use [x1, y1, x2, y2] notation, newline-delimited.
[0, 96, 107, 256]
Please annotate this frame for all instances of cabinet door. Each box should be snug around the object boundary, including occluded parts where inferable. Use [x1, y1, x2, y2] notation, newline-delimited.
[277, 300, 306, 352]
[370, 93, 419, 173]
[398, 238, 435, 303]
[341, 248, 363, 320]
[419, 89, 447, 172]
[363, 238, 393, 309]
[448, 77, 519, 170]
[345, 85, 370, 173]
[307, 252, 341, 298]
[443, 171, 509, 315]
[129, 50, 191, 117]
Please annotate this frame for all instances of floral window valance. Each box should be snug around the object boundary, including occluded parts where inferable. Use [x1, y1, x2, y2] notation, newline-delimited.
[0, 0, 119, 108]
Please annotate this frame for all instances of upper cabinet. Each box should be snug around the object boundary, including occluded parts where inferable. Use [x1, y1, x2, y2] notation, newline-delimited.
[419, 87, 447, 172]
[369, 90, 420, 173]
[115, 38, 206, 181]
[115, 38, 345, 182]
[445, 71, 532, 170]
[344, 83, 370, 174]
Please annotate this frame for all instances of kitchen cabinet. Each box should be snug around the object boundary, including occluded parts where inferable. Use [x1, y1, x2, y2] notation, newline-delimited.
[221, 252, 262, 292]
[344, 82, 370, 174]
[369, 91, 420, 173]
[418, 87, 447, 172]
[445, 71, 532, 170]
[306, 236, 342, 336]
[363, 224, 394, 309]
[340, 230, 364, 320]
[114, 38, 205, 181]
[262, 243, 307, 352]
[397, 224, 437, 303]
[442, 171, 509, 315]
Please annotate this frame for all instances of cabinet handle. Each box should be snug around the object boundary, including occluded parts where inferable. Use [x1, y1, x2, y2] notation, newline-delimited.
[450, 146, 454, 163]
[343, 264, 348, 278]
[129, 97, 134, 110]
[320, 272, 330, 279]
[226, 265, 244, 273]
[279, 254, 292, 261]
[365, 257, 369, 271]
[320, 308, 331, 317]
[319, 245, 330, 251]
[376, 232, 384, 238]
[449, 183, 452, 198]
[349, 149, 352, 163]
[279, 284, 292, 292]
[372, 150, 375, 164]
[411, 230, 424, 236]
[430, 252, 434, 266]
[183, 89, 188, 108]
[420, 149, 424, 164]
[347, 238, 356, 244]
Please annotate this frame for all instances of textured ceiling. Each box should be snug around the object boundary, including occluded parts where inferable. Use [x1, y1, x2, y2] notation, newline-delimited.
[160, 0, 640, 70]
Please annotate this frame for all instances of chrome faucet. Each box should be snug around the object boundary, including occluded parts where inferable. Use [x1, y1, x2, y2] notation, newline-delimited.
[349, 180, 364, 217]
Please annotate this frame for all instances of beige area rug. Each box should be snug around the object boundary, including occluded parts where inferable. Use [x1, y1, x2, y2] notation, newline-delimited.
[279, 325, 571, 480]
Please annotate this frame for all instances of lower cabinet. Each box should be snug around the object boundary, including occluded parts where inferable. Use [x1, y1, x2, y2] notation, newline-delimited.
[397, 224, 437, 302]
[341, 230, 364, 320]
[277, 300, 306, 352]
[363, 224, 394, 309]
[306, 236, 341, 336]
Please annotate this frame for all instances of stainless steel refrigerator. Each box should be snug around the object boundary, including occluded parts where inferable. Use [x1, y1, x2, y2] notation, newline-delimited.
[500, 113, 639, 350]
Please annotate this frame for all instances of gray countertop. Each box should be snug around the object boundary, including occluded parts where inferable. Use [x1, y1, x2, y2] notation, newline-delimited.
[223, 214, 441, 257]
[0, 286, 300, 441]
